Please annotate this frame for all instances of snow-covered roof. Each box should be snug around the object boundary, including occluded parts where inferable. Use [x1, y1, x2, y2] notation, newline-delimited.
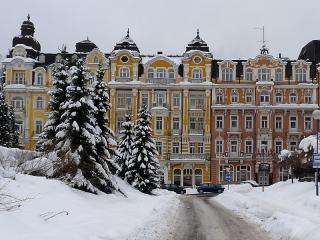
[2, 56, 36, 64]
[141, 55, 181, 66]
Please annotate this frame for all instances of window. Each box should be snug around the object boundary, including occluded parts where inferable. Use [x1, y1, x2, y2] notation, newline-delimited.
[156, 116, 163, 130]
[275, 116, 282, 129]
[261, 140, 268, 153]
[261, 116, 268, 128]
[216, 115, 223, 129]
[16, 120, 23, 136]
[231, 115, 238, 128]
[290, 92, 297, 103]
[147, 68, 154, 79]
[230, 141, 238, 155]
[275, 141, 283, 154]
[231, 90, 238, 103]
[216, 140, 223, 154]
[290, 116, 297, 129]
[305, 116, 312, 130]
[189, 117, 204, 131]
[245, 140, 253, 154]
[192, 69, 202, 79]
[172, 117, 180, 129]
[156, 68, 165, 78]
[295, 68, 306, 82]
[119, 67, 129, 78]
[168, 68, 175, 79]
[246, 91, 253, 103]
[116, 92, 132, 109]
[275, 68, 283, 81]
[189, 143, 195, 154]
[173, 93, 180, 107]
[15, 72, 25, 84]
[194, 57, 202, 64]
[237, 165, 251, 182]
[258, 68, 271, 81]
[155, 92, 166, 106]
[195, 169, 202, 186]
[116, 116, 125, 131]
[156, 142, 162, 155]
[93, 56, 99, 63]
[35, 120, 43, 135]
[290, 141, 297, 151]
[141, 93, 148, 107]
[275, 92, 282, 104]
[198, 143, 204, 154]
[172, 142, 180, 154]
[222, 68, 233, 81]
[173, 169, 181, 186]
[36, 73, 44, 85]
[260, 91, 270, 103]
[245, 68, 253, 81]
[216, 92, 223, 104]
[12, 96, 24, 109]
[121, 56, 128, 63]
[35, 96, 44, 109]
[189, 94, 204, 109]
[304, 92, 312, 104]
[245, 115, 253, 129]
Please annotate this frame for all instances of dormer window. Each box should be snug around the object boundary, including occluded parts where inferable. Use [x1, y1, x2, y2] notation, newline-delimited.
[193, 56, 202, 64]
[245, 68, 253, 81]
[148, 68, 154, 79]
[222, 68, 233, 81]
[290, 92, 297, 103]
[258, 68, 271, 81]
[156, 68, 165, 78]
[15, 72, 25, 84]
[120, 67, 130, 78]
[192, 69, 202, 79]
[275, 68, 283, 81]
[295, 68, 306, 82]
[36, 73, 43, 85]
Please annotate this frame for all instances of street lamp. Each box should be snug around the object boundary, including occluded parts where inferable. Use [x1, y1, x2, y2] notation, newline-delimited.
[312, 109, 320, 196]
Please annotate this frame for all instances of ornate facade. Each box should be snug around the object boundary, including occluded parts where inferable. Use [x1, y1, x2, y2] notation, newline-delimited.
[1, 16, 319, 186]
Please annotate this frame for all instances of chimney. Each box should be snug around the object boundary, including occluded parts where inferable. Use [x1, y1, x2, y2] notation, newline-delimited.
[279, 53, 282, 59]
[157, 51, 163, 55]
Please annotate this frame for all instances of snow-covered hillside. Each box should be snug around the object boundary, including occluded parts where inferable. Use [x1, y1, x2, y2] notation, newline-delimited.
[0, 174, 179, 240]
[213, 181, 320, 240]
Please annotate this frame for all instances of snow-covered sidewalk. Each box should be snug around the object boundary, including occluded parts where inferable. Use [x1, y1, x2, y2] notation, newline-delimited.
[212, 181, 320, 240]
[0, 174, 179, 240]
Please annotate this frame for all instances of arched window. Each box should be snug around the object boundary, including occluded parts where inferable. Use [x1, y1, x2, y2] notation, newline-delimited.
[222, 68, 233, 81]
[35, 96, 44, 109]
[173, 169, 181, 186]
[93, 56, 99, 63]
[245, 68, 253, 81]
[295, 68, 306, 82]
[147, 68, 154, 79]
[192, 69, 202, 79]
[231, 90, 238, 103]
[275, 92, 282, 104]
[11, 96, 24, 109]
[119, 67, 130, 78]
[290, 92, 297, 103]
[36, 73, 43, 85]
[258, 68, 271, 81]
[275, 68, 283, 81]
[260, 91, 270, 103]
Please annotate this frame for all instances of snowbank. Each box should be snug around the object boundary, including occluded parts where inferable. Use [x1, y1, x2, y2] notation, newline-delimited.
[0, 174, 179, 240]
[212, 181, 320, 240]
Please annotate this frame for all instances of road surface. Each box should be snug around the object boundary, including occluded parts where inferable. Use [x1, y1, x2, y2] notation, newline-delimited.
[172, 194, 270, 240]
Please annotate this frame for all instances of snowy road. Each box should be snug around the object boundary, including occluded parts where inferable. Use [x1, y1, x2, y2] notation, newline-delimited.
[172, 194, 271, 240]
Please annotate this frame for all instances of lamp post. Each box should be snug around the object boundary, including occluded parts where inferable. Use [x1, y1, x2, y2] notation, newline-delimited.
[312, 109, 320, 196]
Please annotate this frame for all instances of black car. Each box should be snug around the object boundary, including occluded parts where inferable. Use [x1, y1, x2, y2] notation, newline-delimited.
[161, 184, 186, 194]
[197, 183, 225, 193]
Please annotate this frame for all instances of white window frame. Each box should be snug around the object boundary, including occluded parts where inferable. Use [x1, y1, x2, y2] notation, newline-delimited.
[192, 68, 202, 79]
[258, 68, 271, 81]
[222, 68, 233, 81]
[119, 67, 130, 78]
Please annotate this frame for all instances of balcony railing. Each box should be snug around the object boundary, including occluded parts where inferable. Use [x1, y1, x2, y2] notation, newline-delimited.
[169, 153, 208, 161]
[147, 78, 176, 84]
[116, 77, 131, 82]
[190, 78, 205, 83]
[152, 102, 168, 108]
[189, 129, 204, 134]
[172, 129, 181, 135]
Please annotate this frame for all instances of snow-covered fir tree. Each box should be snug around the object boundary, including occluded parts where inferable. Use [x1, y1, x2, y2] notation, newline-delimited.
[116, 114, 135, 180]
[91, 66, 118, 174]
[7, 105, 19, 148]
[0, 84, 11, 147]
[126, 105, 160, 193]
[54, 59, 118, 194]
[37, 59, 69, 152]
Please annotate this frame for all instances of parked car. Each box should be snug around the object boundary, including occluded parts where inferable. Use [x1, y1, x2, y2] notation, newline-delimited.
[197, 183, 225, 193]
[241, 180, 260, 187]
[161, 184, 186, 194]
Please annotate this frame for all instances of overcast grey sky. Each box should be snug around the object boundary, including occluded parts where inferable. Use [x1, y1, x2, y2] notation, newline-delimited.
[1, 0, 320, 59]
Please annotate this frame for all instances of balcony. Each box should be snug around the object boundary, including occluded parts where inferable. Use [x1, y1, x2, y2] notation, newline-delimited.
[116, 77, 131, 82]
[189, 129, 204, 135]
[169, 153, 208, 161]
[190, 78, 205, 83]
[172, 129, 181, 135]
[147, 78, 175, 84]
[152, 102, 168, 108]
[189, 105, 204, 110]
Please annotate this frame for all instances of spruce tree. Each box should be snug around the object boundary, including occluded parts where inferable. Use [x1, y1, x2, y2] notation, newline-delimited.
[0, 84, 11, 147]
[54, 58, 118, 194]
[37, 59, 69, 152]
[126, 105, 160, 193]
[116, 114, 134, 179]
[92, 66, 118, 175]
[7, 105, 19, 148]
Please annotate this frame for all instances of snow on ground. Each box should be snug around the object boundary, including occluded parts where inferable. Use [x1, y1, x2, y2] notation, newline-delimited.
[212, 181, 320, 240]
[0, 174, 179, 240]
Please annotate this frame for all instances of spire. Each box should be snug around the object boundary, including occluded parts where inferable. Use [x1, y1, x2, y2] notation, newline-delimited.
[256, 26, 269, 55]
[127, 28, 130, 38]
[27, 13, 30, 21]
[197, 28, 200, 38]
